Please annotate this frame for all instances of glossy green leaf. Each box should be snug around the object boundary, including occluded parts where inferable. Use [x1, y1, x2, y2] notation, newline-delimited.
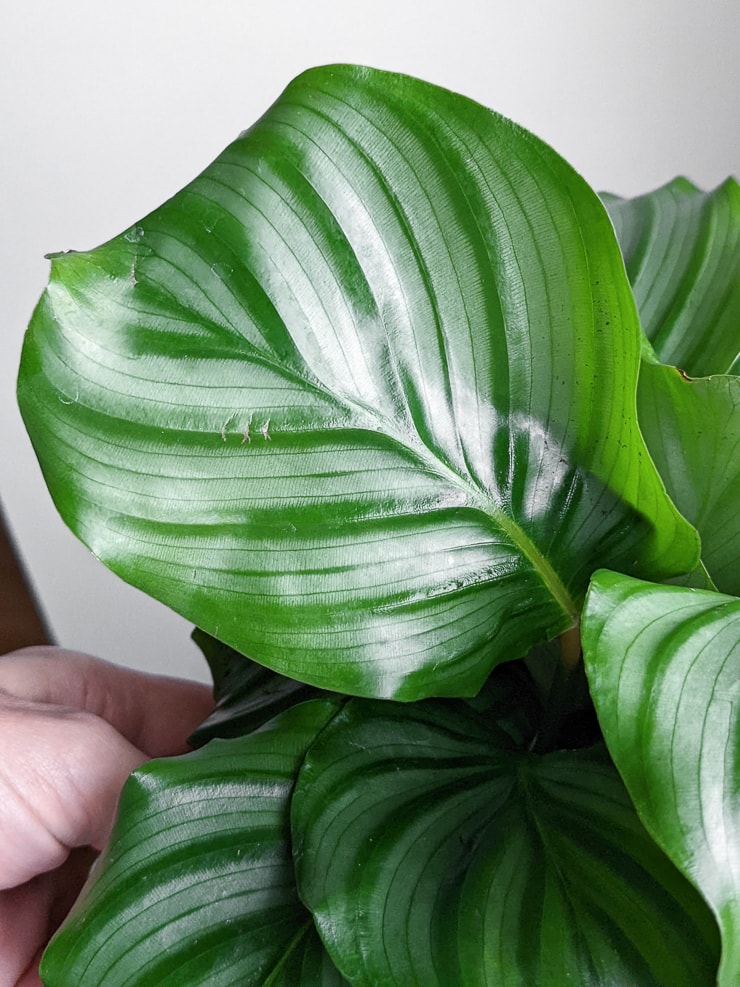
[189, 628, 330, 746]
[582, 571, 740, 986]
[19, 65, 698, 699]
[292, 699, 719, 986]
[603, 177, 740, 375]
[41, 700, 348, 987]
[637, 364, 740, 594]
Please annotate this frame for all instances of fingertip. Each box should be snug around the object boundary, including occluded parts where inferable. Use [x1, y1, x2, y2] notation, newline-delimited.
[124, 674, 215, 757]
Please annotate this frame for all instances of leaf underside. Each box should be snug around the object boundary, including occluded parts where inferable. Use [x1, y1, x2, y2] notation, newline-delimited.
[18, 64, 698, 700]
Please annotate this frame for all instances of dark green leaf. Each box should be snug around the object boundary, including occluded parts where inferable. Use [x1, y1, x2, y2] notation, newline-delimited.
[582, 571, 740, 986]
[292, 699, 719, 986]
[637, 365, 740, 594]
[603, 177, 740, 375]
[461, 657, 543, 748]
[189, 628, 330, 745]
[41, 700, 347, 987]
[19, 65, 698, 699]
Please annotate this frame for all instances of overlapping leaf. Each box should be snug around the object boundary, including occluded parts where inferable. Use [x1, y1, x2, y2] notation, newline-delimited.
[18, 64, 698, 700]
[604, 179, 740, 589]
[41, 700, 348, 987]
[188, 628, 329, 745]
[637, 365, 740, 594]
[292, 698, 719, 986]
[603, 177, 740, 374]
[582, 571, 740, 986]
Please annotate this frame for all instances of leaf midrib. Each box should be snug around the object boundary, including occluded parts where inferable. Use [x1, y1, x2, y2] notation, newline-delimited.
[49, 224, 581, 626]
[345, 396, 581, 623]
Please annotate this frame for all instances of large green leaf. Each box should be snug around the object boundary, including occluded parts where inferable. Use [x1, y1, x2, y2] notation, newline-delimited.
[602, 177, 740, 375]
[19, 64, 698, 699]
[41, 699, 348, 987]
[582, 571, 740, 987]
[637, 365, 740, 594]
[292, 698, 719, 986]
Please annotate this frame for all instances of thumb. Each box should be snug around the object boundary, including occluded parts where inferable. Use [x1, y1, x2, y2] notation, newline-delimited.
[0, 647, 215, 891]
[0, 693, 146, 890]
[0, 646, 214, 756]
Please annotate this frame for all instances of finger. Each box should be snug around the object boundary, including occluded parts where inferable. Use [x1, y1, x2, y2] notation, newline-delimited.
[0, 847, 96, 987]
[0, 878, 47, 986]
[16, 954, 43, 987]
[47, 846, 99, 934]
[0, 647, 214, 756]
[16, 957, 43, 987]
[0, 695, 146, 889]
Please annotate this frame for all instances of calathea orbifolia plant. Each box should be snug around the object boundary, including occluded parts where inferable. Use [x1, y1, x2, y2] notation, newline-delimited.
[17, 64, 739, 986]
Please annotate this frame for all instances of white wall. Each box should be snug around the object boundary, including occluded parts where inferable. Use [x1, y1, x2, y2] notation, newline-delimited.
[2, 0, 738, 680]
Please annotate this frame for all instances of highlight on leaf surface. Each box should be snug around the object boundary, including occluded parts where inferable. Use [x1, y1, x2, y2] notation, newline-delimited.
[18, 63, 699, 701]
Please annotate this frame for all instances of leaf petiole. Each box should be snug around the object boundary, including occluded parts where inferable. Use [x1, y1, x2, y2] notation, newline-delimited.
[533, 624, 584, 754]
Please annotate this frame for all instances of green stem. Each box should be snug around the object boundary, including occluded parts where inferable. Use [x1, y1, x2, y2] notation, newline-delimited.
[261, 919, 313, 985]
[534, 626, 582, 754]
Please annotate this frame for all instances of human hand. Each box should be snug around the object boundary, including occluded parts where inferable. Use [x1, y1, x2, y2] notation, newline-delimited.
[0, 647, 214, 987]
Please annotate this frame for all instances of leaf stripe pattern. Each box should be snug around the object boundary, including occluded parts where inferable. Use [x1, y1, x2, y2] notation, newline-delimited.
[19, 65, 697, 699]
[41, 699, 349, 987]
[292, 699, 719, 986]
[603, 177, 740, 375]
[583, 572, 740, 987]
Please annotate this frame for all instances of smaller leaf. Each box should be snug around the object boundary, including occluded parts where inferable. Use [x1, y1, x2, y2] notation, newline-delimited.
[461, 657, 543, 748]
[637, 364, 740, 595]
[293, 698, 719, 987]
[582, 571, 740, 987]
[41, 699, 348, 987]
[189, 628, 331, 745]
[603, 177, 740, 375]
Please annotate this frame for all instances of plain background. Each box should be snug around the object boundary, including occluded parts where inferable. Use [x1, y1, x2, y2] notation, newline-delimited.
[2, 0, 738, 681]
